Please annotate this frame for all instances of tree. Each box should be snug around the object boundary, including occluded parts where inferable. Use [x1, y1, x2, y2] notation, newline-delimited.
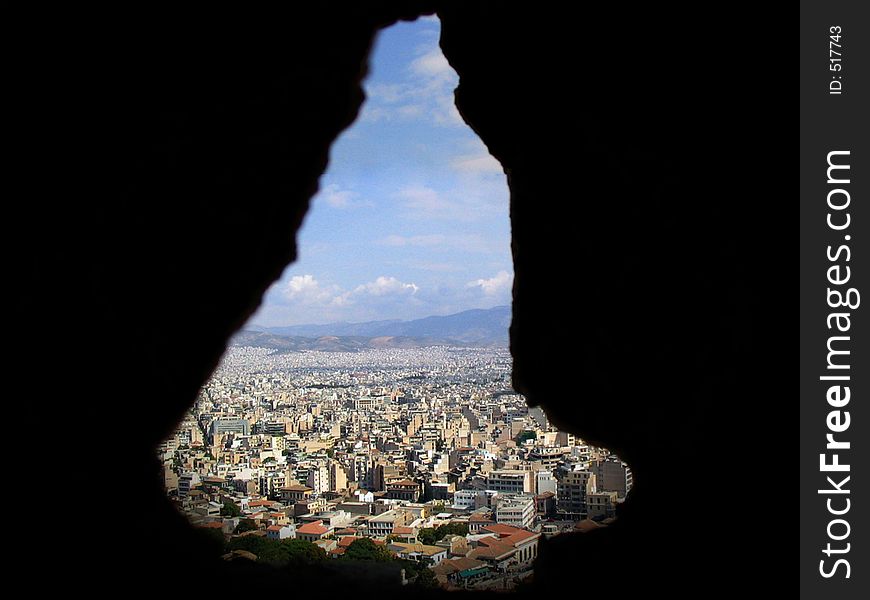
[418, 522, 468, 545]
[281, 539, 327, 567]
[417, 527, 438, 545]
[226, 536, 286, 566]
[413, 567, 439, 589]
[515, 430, 537, 445]
[435, 522, 469, 539]
[227, 534, 271, 557]
[395, 558, 439, 589]
[341, 537, 393, 562]
[221, 499, 241, 518]
[234, 519, 258, 534]
[395, 558, 420, 577]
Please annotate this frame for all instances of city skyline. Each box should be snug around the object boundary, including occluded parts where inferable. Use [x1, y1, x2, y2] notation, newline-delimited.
[162, 343, 632, 590]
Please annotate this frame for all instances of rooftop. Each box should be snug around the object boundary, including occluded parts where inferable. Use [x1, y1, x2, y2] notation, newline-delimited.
[297, 520, 329, 535]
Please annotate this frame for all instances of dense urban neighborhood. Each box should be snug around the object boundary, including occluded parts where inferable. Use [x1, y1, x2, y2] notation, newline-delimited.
[160, 345, 632, 590]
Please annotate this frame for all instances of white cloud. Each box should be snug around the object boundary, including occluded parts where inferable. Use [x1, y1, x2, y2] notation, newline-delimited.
[355, 276, 419, 297]
[272, 274, 421, 323]
[378, 234, 446, 247]
[397, 104, 425, 119]
[408, 262, 465, 273]
[318, 183, 371, 209]
[377, 233, 499, 255]
[366, 83, 406, 104]
[360, 39, 462, 128]
[396, 185, 455, 216]
[283, 275, 334, 304]
[410, 49, 452, 80]
[451, 153, 503, 175]
[467, 270, 512, 297]
[431, 90, 464, 126]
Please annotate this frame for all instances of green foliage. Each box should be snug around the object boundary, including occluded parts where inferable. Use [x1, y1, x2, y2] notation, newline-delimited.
[436, 522, 469, 539]
[395, 558, 439, 588]
[282, 538, 327, 567]
[225, 536, 326, 567]
[417, 527, 437, 545]
[515, 430, 537, 445]
[413, 567, 439, 588]
[221, 499, 241, 518]
[234, 519, 258, 534]
[341, 537, 393, 562]
[395, 558, 421, 577]
[418, 522, 468, 545]
[227, 535, 273, 559]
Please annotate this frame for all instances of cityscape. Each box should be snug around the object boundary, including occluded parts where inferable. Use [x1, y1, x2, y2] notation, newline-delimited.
[158, 18, 631, 592]
[159, 341, 632, 590]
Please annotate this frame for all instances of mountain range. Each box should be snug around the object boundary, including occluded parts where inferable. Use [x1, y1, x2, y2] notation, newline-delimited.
[234, 305, 510, 351]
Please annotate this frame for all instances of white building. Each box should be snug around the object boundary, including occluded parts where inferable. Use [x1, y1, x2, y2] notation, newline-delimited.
[486, 470, 533, 494]
[306, 464, 330, 495]
[535, 470, 557, 496]
[266, 524, 296, 540]
[495, 494, 536, 530]
[365, 509, 408, 538]
[453, 490, 482, 510]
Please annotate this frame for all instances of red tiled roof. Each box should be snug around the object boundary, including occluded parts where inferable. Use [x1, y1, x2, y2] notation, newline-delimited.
[482, 524, 520, 536]
[469, 513, 494, 522]
[297, 520, 328, 535]
[201, 522, 224, 529]
[433, 557, 486, 575]
[393, 526, 416, 535]
[505, 530, 538, 545]
[481, 524, 539, 545]
[388, 479, 418, 487]
[338, 536, 361, 548]
[469, 539, 515, 561]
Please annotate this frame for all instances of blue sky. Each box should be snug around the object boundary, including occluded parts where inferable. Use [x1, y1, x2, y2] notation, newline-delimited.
[250, 17, 512, 327]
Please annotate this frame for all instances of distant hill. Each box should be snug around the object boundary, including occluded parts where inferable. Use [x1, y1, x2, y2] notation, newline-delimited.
[235, 306, 511, 351]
